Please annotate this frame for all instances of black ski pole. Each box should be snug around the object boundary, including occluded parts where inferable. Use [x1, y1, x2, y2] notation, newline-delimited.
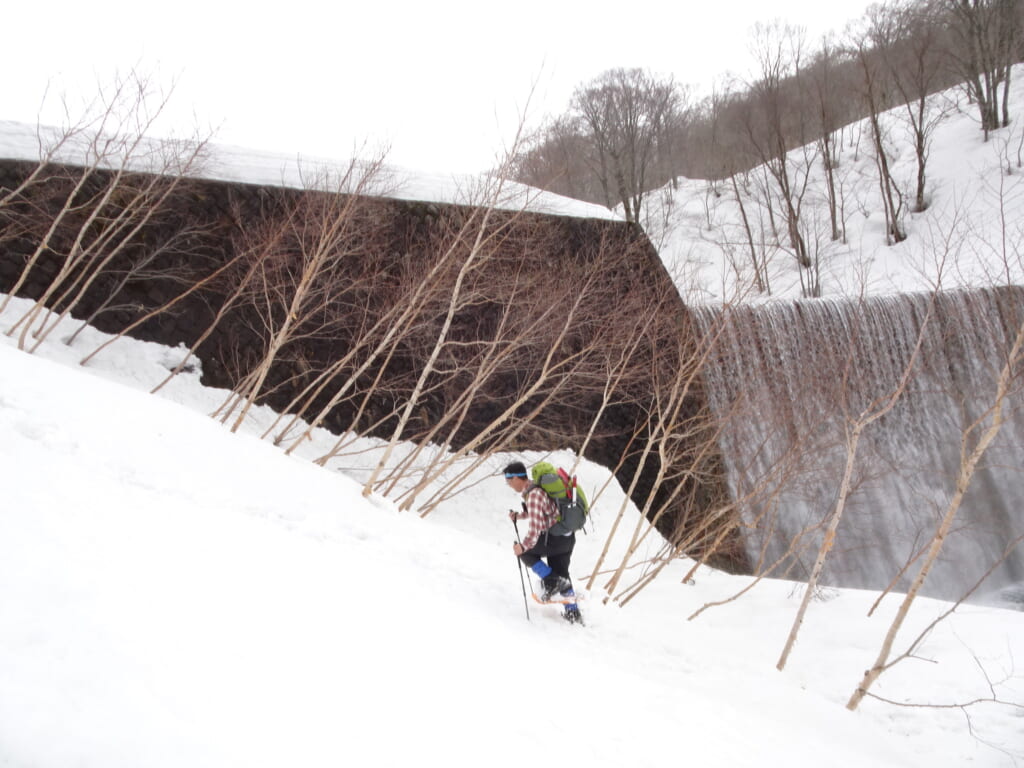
[511, 513, 530, 621]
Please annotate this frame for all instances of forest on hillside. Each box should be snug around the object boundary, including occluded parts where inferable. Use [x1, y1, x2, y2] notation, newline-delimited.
[512, 0, 1024, 227]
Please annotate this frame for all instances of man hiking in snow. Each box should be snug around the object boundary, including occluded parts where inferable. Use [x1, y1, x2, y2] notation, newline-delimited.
[505, 461, 582, 623]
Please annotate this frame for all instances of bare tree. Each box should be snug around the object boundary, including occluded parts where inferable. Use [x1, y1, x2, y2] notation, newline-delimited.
[360, 169, 523, 495]
[742, 23, 821, 281]
[776, 292, 936, 670]
[571, 68, 684, 223]
[807, 35, 853, 240]
[592, 329, 716, 597]
[511, 115, 604, 205]
[850, 23, 907, 244]
[872, 0, 953, 213]
[844, 192, 1024, 710]
[64, 219, 214, 347]
[79, 246, 244, 371]
[2, 72, 210, 349]
[275, 203, 500, 459]
[0, 122, 102, 310]
[690, 78, 772, 294]
[211, 158, 387, 433]
[848, 308, 1024, 709]
[398, 244, 631, 515]
[946, 0, 1021, 137]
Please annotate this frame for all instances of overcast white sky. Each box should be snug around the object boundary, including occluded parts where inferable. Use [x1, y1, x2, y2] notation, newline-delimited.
[8, 1, 878, 175]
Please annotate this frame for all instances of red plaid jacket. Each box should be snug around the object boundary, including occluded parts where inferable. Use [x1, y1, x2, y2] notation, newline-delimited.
[520, 483, 560, 550]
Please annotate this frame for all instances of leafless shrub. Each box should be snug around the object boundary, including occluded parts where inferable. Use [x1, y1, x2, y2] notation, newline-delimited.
[2, 71, 211, 350]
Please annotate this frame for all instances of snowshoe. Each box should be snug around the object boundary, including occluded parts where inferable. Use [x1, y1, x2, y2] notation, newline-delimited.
[532, 591, 576, 605]
[539, 574, 572, 602]
[562, 606, 584, 625]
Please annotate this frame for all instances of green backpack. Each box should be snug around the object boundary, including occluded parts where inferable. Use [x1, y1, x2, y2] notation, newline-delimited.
[530, 461, 590, 535]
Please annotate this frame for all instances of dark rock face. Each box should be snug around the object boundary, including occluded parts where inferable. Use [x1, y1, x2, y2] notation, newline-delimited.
[0, 158, 743, 573]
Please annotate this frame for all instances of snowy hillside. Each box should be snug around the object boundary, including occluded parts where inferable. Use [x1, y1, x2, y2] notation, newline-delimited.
[647, 64, 1024, 303]
[2, 296, 1023, 766]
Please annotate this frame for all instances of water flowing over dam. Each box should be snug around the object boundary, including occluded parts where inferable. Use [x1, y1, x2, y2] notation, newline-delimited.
[696, 287, 1024, 601]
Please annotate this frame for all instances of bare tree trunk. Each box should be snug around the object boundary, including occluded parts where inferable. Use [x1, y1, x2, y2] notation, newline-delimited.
[404, 284, 596, 514]
[775, 286, 937, 670]
[225, 161, 385, 432]
[79, 251, 241, 369]
[26, 157, 206, 354]
[0, 121, 96, 315]
[6, 74, 207, 351]
[868, 108, 905, 245]
[730, 173, 766, 293]
[361, 168, 516, 495]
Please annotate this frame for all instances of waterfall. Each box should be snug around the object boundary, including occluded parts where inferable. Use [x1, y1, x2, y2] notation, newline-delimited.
[696, 287, 1024, 601]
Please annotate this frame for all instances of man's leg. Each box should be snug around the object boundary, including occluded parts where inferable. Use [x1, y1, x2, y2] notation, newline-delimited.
[518, 539, 569, 599]
[546, 533, 575, 581]
[547, 535, 581, 621]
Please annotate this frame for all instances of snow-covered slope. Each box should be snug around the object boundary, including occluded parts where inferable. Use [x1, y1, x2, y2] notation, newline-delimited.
[647, 64, 1024, 303]
[1, 294, 1023, 767]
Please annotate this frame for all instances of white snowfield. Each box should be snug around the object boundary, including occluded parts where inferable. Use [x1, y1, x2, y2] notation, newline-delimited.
[1, 295, 1022, 767]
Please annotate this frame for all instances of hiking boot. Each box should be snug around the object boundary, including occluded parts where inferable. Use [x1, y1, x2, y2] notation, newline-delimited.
[563, 606, 583, 624]
[540, 574, 572, 601]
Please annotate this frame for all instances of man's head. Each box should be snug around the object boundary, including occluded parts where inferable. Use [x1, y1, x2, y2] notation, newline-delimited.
[503, 461, 529, 493]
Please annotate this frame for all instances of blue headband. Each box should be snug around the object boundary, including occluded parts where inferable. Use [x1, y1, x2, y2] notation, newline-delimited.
[504, 472, 527, 478]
